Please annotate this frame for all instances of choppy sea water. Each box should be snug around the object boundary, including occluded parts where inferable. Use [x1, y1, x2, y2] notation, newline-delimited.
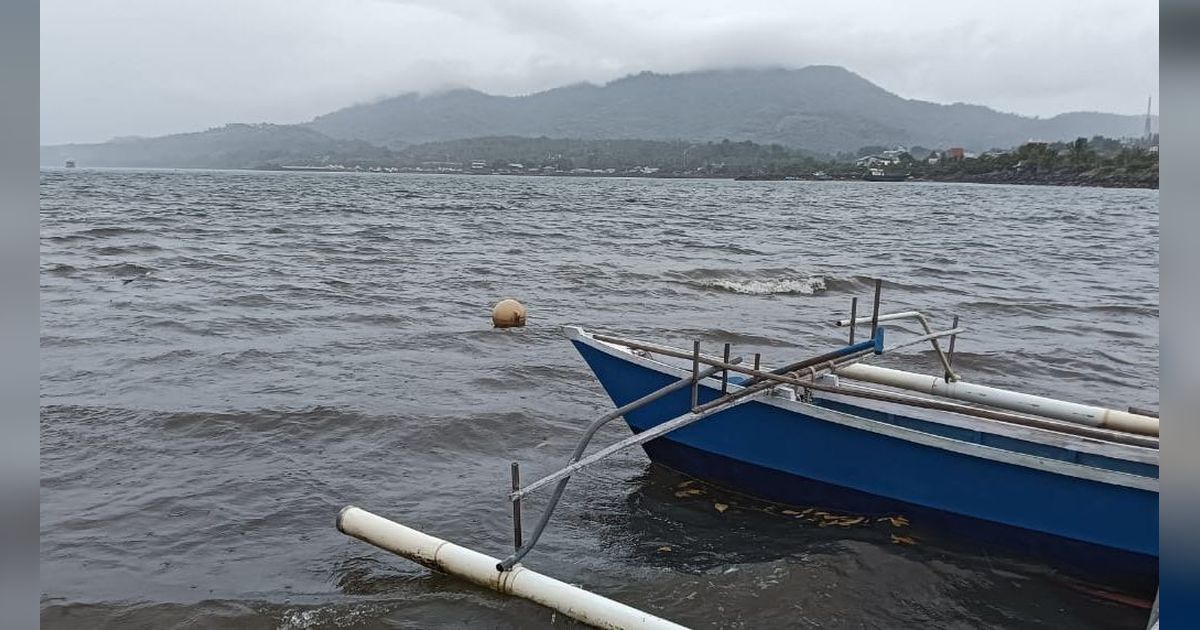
[40, 169, 1158, 629]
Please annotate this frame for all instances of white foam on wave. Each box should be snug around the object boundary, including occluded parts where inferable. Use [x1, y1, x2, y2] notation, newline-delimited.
[278, 603, 386, 630]
[696, 276, 826, 295]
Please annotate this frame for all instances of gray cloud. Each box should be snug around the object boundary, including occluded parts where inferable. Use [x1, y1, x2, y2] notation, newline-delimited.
[41, 0, 1158, 145]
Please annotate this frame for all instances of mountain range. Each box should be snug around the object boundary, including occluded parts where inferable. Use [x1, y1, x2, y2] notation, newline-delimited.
[41, 66, 1154, 168]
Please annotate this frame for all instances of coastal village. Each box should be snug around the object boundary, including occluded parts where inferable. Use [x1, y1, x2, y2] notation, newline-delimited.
[276, 131, 1159, 188]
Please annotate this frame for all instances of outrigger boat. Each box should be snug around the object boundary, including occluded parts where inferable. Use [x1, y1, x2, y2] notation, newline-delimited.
[338, 281, 1159, 629]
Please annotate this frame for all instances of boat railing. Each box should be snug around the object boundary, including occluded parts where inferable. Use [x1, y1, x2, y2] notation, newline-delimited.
[587, 330, 1154, 442]
[833, 285, 960, 382]
[825, 282, 1157, 437]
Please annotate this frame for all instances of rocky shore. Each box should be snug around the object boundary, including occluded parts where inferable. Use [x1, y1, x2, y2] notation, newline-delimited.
[734, 170, 1158, 189]
[915, 170, 1158, 189]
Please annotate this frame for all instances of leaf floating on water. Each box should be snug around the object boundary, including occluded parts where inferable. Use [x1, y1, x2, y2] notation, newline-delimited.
[839, 516, 866, 526]
[674, 488, 705, 498]
[714, 502, 729, 513]
[658, 546, 672, 553]
[891, 534, 917, 545]
[781, 509, 799, 516]
[877, 515, 910, 528]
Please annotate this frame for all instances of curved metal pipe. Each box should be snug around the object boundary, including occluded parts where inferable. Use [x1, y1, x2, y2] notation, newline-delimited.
[498, 358, 740, 571]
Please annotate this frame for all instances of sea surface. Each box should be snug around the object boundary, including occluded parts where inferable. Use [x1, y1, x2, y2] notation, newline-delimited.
[40, 169, 1159, 629]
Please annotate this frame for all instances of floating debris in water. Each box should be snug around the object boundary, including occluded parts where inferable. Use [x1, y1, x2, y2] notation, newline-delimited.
[878, 515, 910, 528]
[713, 502, 729, 513]
[891, 534, 917, 545]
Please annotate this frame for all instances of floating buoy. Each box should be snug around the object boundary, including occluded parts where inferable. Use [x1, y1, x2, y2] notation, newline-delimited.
[492, 298, 527, 328]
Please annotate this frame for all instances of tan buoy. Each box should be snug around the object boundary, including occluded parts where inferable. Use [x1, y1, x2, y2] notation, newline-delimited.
[492, 298, 527, 328]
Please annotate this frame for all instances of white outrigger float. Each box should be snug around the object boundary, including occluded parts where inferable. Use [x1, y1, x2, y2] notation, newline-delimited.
[338, 280, 1159, 629]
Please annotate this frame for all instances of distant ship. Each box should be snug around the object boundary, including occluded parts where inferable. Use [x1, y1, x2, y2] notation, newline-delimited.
[863, 167, 906, 182]
[65, 160, 76, 168]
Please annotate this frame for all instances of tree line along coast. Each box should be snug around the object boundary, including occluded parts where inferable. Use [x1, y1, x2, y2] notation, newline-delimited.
[266, 134, 1159, 189]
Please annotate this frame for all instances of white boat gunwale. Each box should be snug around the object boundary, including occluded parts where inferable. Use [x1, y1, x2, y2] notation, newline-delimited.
[565, 326, 1158, 493]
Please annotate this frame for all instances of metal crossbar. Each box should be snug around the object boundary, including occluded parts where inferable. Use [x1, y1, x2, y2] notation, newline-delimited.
[593, 333, 881, 389]
[835, 309, 961, 381]
[512, 377, 768, 501]
[497, 358, 741, 570]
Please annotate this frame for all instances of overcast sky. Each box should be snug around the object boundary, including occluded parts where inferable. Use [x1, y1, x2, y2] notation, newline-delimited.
[40, 0, 1158, 145]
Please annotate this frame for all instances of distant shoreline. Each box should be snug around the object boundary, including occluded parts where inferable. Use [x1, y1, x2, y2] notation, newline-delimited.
[734, 171, 1157, 189]
[257, 166, 1159, 190]
[42, 165, 1159, 190]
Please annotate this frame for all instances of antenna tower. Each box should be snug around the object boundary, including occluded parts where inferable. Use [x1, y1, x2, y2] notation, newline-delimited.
[1144, 96, 1153, 142]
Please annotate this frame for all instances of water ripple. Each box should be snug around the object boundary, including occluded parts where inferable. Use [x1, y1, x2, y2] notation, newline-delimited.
[39, 169, 1158, 629]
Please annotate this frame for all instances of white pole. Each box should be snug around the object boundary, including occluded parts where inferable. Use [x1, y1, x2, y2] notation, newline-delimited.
[835, 364, 1159, 437]
[337, 506, 690, 630]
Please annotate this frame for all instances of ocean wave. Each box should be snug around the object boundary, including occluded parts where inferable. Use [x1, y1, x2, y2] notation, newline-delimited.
[709, 242, 768, 255]
[76, 227, 148, 238]
[695, 276, 827, 295]
[94, 244, 162, 256]
[213, 294, 280, 308]
[92, 262, 157, 277]
[821, 275, 881, 292]
[667, 268, 829, 295]
[821, 274, 974, 296]
[42, 234, 89, 243]
[960, 300, 1159, 318]
[44, 263, 79, 275]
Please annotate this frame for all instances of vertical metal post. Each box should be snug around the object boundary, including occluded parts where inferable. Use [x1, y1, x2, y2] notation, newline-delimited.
[510, 462, 523, 552]
[721, 343, 731, 394]
[753, 353, 761, 371]
[945, 315, 959, 382]
[869, 278, 882, 338]
[848, 297, 858, 344]
[691, 340, 701, 411]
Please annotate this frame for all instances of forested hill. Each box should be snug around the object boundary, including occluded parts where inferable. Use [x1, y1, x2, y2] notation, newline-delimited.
[39, 123, 391, 169]
[307, 66, 1151, 153]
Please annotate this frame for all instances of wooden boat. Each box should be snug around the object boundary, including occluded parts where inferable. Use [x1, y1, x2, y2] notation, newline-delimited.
[562, 305, 1158, 590]
[336, 283, 1159, 627]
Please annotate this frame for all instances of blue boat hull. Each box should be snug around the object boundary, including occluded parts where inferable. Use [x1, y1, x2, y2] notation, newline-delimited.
[572, 339, 1158, 588]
